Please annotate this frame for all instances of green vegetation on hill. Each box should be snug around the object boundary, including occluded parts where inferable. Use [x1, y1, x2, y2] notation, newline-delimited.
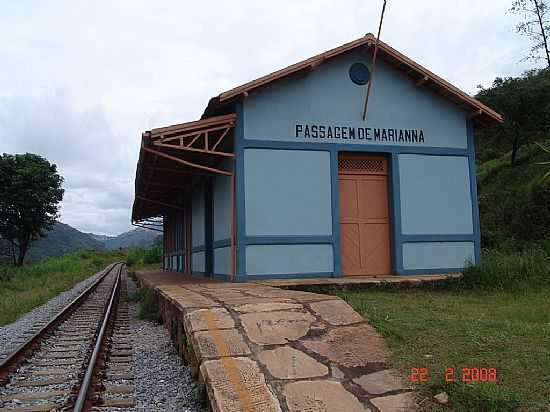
[0, 221, 104, 264]
[477, 143, 550, 250]
[474, 67, 550, 251]
[26, 222, 105, 261]
[0, 250, 124, 326]
[476, 68, 550, 164]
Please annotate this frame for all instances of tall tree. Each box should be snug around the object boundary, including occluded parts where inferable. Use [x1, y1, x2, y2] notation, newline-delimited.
[511, 0, 550, 68]
[0, 153, 64, 265]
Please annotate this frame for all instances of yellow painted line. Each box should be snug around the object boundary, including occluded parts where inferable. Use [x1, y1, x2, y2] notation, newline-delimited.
[202, 310, 257, 412]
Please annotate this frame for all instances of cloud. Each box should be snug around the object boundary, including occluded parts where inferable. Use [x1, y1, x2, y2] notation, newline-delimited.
[0, 90, 137, 235]
[0, 0, 542, 235]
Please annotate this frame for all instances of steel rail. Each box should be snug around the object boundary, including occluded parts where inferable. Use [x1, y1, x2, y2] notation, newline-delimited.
[0, 262, 121, 385]
[73, 262, 122, 411]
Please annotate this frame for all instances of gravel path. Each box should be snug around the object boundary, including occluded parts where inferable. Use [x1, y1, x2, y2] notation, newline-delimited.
[126, 278, 205, 412]
[0, 268, 105, 358]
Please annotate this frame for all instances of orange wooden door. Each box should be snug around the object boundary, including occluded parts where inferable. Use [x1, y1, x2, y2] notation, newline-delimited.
[339, 154, 391, 276]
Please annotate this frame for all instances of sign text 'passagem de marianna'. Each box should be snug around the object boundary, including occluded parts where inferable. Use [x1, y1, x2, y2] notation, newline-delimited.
[295, 124, 425, 144]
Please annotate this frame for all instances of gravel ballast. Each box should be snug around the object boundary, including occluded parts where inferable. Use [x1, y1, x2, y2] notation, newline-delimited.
[126, 278, 204, 412]
[127, 302, 204, 411]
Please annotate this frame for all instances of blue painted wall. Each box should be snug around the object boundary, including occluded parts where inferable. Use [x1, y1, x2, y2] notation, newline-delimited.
[246, 244, 333, 276]
[214, 246, 232, 275]
[244, 149, 332, 236]
[213, 160, 233, 242]
[243, 49, 467, 149]
[192, 183, 205, 248]
[192, 251, 205, 273]
[398, 154, 473, 235]
[403, 242, 475, 270]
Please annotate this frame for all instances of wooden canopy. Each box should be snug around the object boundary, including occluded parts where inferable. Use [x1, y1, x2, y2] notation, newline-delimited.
[203, 34, 503, 127]
[132, 113, 236, 223]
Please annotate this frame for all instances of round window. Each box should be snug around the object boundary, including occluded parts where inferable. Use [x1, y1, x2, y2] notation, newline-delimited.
[349, 63, 370, 85]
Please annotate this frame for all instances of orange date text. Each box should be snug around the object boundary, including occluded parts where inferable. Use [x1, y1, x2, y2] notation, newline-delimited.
[409, 367, 497, 382]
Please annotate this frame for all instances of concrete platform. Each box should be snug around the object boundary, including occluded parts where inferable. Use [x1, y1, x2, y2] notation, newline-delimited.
[136, 270, 419, 412]
[255, 273, 460, 290]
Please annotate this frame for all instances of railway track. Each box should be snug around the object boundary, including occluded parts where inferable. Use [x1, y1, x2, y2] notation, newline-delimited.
[0, 262, 135, 412]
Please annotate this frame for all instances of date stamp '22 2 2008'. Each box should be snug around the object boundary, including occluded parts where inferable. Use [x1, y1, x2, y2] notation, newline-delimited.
[409, 367, 498, 383]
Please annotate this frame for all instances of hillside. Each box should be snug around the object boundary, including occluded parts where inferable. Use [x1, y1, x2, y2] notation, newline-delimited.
[103, 228, 160, 250]
[0, 222, 105, 263]
[477, 143, 550, 250]
[474, 67, 550, 251]
[26, 222, 105, 261]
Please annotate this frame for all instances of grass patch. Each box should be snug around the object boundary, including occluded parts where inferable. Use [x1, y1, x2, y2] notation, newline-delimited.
[0, 250, 125, 326]
[132, 287, 161, 322]
[334, 250, 550, 411]
[460, 248, 550, 290]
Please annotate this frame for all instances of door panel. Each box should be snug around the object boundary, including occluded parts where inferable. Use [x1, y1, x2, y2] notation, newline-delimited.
[340, 223, 361, 274]
[358, 179, 388, 220]
[339, 154, 391, 276]
[339, 179, 358, 220]
[359, 223, 391, 275]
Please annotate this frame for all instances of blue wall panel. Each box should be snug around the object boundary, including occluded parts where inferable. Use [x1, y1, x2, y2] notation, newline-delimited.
[399, 154, 473, 235]
[192, 251, 205, 273]
[243, 49, 467, 149]
[402, 241, 475, 270]
[214, 246, 232, 275]
[246, 244, 333, 276]
[244, 149, 332, 236]
[192, 184, 205, 247]
[213, 159, 233, 242]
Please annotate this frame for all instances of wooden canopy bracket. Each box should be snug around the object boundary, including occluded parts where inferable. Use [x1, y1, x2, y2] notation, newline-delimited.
[132, 222, 164, 232]
[142, 147, 232, 176]
[151, 122, 235, 158]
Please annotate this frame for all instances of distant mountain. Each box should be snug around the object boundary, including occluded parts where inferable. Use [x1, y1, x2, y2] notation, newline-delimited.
[13, 222, 105, 262]
[102, 228, 160, 250]
[0, 223, 161, 264]
[85, 233, 114, 243]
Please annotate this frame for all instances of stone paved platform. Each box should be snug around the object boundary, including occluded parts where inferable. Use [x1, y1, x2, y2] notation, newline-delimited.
[256, 273, 460, 290]
[136, 270, 419, 412]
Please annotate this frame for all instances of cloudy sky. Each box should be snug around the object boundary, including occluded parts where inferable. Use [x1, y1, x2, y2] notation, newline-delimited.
[0, 0, 539, 235]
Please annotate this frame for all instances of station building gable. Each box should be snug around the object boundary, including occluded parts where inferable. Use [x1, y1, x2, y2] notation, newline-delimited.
[243, 49, 468, 149]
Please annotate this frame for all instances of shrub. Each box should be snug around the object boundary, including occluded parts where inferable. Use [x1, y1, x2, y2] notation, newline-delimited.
[134, 287, 161, 322]
[480, 185, 550, 250]
[461, 248, 550, 289]
[125, 249, 142, 267]
[143, 245, 162, 264]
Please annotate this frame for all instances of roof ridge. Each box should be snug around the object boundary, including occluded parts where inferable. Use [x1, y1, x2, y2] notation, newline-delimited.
[203, 34, 503, 125]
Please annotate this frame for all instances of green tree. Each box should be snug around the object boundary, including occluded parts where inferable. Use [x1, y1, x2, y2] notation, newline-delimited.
[511, 0, 550, 68]
[0, 153, 64, 265]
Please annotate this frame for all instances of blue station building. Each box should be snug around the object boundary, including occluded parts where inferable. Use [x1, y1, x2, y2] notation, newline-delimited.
[132, 34, 503, 281]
